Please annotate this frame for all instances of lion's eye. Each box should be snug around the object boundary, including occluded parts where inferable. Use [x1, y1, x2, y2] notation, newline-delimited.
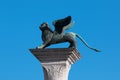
[44, 24, 47, 26]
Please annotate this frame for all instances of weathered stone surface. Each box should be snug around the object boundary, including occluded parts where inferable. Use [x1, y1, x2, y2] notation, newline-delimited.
[42, 61, 71, 80]
[29, 48, 81, 80]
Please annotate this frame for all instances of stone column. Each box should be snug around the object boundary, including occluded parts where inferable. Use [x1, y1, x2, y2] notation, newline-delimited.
[29, 48, 81, 80]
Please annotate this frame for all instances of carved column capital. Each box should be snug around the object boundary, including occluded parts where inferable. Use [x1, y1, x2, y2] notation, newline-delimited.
[42, 61, 71, 80]
[30, 48, 81, 80]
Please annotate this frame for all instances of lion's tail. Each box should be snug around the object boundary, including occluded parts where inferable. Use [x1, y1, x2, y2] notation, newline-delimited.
[76, 34, 101, 52]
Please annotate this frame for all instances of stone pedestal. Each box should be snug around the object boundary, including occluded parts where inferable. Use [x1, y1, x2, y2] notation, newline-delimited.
[29, 48, 81, 80]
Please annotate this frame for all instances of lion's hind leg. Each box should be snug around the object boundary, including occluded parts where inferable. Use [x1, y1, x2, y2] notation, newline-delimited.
[68, 38, 77, 48]
[63, 33, 77, 48]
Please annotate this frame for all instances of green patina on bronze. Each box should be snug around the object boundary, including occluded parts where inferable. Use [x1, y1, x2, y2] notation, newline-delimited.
[37, 16, 100, 52]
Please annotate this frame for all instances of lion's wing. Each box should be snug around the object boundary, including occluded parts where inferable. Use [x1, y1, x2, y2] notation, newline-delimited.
[53, 16, 72, 34]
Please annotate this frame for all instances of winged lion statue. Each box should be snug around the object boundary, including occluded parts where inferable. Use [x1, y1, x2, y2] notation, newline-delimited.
[37, 16, 100, 52]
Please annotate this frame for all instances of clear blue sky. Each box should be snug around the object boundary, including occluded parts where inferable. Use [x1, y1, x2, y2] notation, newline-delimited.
[0, 0, 120, 80]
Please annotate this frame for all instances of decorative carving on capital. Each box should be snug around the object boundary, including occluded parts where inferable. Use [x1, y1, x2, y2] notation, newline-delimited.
[42, 62, 71, 80]
[29, 48, 80, 80]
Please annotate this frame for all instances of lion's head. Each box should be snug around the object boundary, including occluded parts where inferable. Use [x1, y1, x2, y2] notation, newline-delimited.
[39, 22, 50, 31]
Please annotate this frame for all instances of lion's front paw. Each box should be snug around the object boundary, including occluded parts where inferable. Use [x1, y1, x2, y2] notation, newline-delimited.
[36, 45, 44, 49]
[36, 46, 39, 49]
[36, 46, 42, 49]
